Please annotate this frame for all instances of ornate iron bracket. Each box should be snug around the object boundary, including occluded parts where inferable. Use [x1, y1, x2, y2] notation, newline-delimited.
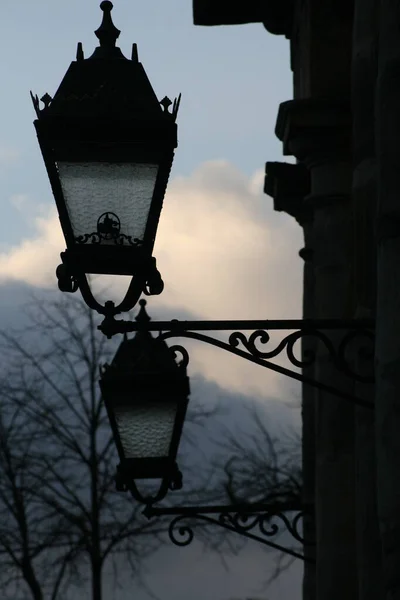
[56, 255, 164, 317]
[143, 502, 314, 562]
[99, 308, 375, 408]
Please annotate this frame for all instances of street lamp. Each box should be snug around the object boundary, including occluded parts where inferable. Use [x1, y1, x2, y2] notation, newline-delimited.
[100, 302, 373, 560]
[100, 300, 190, 504]
[29, 0, 374, 563]
[32, 1, 180, 316]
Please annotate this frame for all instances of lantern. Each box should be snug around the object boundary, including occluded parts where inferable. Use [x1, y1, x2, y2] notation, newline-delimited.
[100, 300, 190, 503]
[32, 2, 180, 315]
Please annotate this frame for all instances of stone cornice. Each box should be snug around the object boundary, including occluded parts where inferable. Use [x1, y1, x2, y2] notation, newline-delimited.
[263, 0, 294, 37]
[275, 98, 351, 158]
[265, 161, 312, 224]
[193, 0, 294, 37]
[299, 247, 314, 262]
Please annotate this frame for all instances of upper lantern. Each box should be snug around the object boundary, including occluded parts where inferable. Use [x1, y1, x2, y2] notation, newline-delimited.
[32, 1, 180, 291]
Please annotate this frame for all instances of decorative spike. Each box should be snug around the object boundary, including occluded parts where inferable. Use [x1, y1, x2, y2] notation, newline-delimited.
[95, 1, 121, 49]
[131, 43, 139, 62]
[160, 96, 173, 114]
[40, 93, 53, 109]
[135, 299, 151, 324]
[30, 91, 41, 118]
[76, 42, 84, 61]
[172, 93, 182, 121]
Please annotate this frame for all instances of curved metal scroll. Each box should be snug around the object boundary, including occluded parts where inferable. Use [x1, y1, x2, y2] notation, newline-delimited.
[228, 328, 374, 384]
[159, 328, 374, 409]
[77, 272, 145, 317]
[144, 503, 314, 563]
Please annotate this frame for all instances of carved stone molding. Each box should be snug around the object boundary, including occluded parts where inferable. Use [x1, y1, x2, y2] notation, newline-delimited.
[264, 161, 312, 224]
[263, 0, 294, 37]
[275, 98, 351, 162]
[275, 99, 352, 202]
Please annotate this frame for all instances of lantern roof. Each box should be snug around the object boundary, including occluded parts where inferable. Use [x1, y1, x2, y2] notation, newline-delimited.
[108, 300, 185, 375]
[31, 2, 180, 130]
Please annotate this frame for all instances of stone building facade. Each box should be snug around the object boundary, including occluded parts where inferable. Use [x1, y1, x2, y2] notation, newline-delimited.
[192, 2, 400, 600]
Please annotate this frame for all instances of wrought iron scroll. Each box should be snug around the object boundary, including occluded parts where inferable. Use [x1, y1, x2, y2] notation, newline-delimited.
[159, 328, 374, 409]
[143, 503, 315, 563]
[75, 232, 143, 246]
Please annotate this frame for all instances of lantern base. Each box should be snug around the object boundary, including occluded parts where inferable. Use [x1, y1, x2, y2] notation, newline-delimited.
[56, 249, 164, 316]
[115, 460, 183, 504]
[116, 458, 182, 483]
[61, 246, 145, 277]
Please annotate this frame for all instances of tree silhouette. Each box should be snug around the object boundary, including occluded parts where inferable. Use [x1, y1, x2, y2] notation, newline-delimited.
[0, 295, 178, 599]
[0, 294, 302, 599]
[210, 404, 302, 581]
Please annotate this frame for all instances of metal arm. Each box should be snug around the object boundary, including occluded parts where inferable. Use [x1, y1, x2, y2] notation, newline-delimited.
[143, 501, 315, 563]
[99, 308, 375, 408]
[106, 303, 373, 560]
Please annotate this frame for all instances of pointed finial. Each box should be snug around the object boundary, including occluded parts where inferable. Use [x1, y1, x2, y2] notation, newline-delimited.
[172, 93, 182, 122]
[40, 93, 52, 109]
[131, 43, 139, 62]
[160, 96, 173, 114]
[30, 91, 40, 118]
[76, 42, 84, 61]
[135, 299, 151, 324]
[95, 1, 121, 49]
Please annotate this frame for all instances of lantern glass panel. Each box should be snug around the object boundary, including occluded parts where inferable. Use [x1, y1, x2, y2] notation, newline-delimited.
[57, 162, 159, 244]
[114, 399, 177, 459]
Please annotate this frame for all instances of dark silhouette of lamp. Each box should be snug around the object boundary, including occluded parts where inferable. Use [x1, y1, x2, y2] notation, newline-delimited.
[100, 300, 190, 504]
[32, 2, 180, 317]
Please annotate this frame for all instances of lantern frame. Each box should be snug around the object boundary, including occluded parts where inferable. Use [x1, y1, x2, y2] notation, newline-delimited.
[100, 300, 190, 504]
[32, 1, 180, 316]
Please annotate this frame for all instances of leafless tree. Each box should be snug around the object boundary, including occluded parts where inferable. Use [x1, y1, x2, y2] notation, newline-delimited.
[210, 404, 303, 581]
[220, 408, 301, 506]
[0, 293, 303, 599]
[0, 294, 192, 600]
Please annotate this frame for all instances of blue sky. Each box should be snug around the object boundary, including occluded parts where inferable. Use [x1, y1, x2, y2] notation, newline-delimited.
[0, 0, 291, 247]
[0, 2, 304, 599]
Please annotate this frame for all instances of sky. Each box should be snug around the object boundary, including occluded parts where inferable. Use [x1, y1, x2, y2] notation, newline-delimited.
[0, 1, 304, 599]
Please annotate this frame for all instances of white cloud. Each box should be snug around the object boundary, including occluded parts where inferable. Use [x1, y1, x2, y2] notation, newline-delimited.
[154, 160, 302, 320]
[0, 145, 19, 169]
[0, 207, 62, 288]
[9, 194, 30, 211]
[0, 161, 304, 401]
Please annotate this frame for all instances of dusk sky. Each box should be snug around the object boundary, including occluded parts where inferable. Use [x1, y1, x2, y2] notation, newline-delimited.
[0, 1, 304, 598]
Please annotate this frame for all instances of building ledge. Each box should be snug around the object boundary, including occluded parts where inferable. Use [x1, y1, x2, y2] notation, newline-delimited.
[265, 161, 312, 224]
[275, 99, 351, 156]
[193, 0, 294, 37]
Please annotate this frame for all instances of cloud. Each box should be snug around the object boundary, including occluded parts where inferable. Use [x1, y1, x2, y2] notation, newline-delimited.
[0, 145, 19, 169]
[115, 539, 302, 600]
[0, 161, 304, 401]
[9, 194, 30, 211]
[0, 206, 62, 287]
[151, 161, 303, 400]
[154, 160, 302, 320]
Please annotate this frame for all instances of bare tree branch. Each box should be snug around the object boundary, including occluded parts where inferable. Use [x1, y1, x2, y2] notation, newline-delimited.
[0, 295, 204, 599]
